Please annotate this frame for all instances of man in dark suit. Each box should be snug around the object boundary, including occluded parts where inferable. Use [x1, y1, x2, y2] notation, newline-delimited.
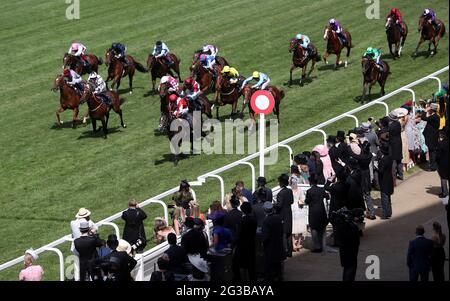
[121, 199, 147, 253]
[74, 221, 103, 281]
[235, 202, 258, 280]
[407, 225, 434, 281]
[180, 217, 208, 258]
[305, 175, 330, 253]
[253, 176, 273, 203]
[275, 174, 294, 257]
[388, 112, 404, 180]
[252, 188, 268, 232]
[164, 233, 187, 274]
[262, 202, 285, 281]
[109, 240, 137, 281]
[336, 131, 350, 164]
[421, 103, 440, 171]
[224, 195, 244, 281]
[377, 144, 394, 219]
[345, 158, 366, 211]
[437, 127, 449, 198]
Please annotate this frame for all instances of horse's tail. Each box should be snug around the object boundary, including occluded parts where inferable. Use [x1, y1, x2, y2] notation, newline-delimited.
[315, 53, 321, 62]
[134, 61, 149, 73]
[279, 89, 285, 100]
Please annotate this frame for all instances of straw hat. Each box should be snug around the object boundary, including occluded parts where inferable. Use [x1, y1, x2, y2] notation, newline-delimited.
[116, 239, 132, 254]
[25, 248, 39, 260]
[75, 208, 91, 219]
[188, 254, 208, 273]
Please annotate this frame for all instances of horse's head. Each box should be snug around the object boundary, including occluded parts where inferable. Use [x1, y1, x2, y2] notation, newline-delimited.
[147, 54, 156, 70]
[191, 52, 201, 70]
[159, 82, 169, 99]
[105, 48, 114, 66]
[323, 25, 332, 40]
[385, 17, 393, 30]
[52, 74, 66, 91]
[242, 84, 253, 104]
[289, 38, 299, 53]
[63, 53, 72, 69]
[418, 16, 426, 32]
[80, 81, 94, 103]
[361, 56, 373, 74]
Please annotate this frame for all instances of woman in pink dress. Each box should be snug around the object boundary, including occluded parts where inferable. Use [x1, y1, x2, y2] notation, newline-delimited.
[19, 249, 44, 281]
[312, 144, 335, 180]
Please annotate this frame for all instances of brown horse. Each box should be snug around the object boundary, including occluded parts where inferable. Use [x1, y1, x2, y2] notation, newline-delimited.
[214, 73, 242, 118]
[190, 52, 229, 94]
[63, 53, 103, 75]
[51, 74, 88, 128]
[147, 54, 181, 91]
[414, 16, 446, 56]
[361, 56, 390, 102]
[105, 48, 148, 94]
[288, 38, 320, 86]
[323, 25, 353, 69]
[385, 17, 408, 58]
[158, 83, 172, 133]
[242, 85, 284, 130]
[80, 84, 126, 138]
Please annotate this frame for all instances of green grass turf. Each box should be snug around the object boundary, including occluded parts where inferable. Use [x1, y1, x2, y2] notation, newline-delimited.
[0, 0, 448, 280]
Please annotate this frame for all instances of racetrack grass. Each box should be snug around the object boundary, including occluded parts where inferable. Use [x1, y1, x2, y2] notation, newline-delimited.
[0, 0, 448, 280]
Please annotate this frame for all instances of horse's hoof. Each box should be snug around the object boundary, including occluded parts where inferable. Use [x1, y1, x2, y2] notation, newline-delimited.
[129, 91, 133, 95]
[59, 121, 64, 125]
[122, 124, 127, 128]
[344, 61, 348, 68]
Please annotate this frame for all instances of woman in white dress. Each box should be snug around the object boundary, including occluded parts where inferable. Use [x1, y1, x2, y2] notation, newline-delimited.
[289, 165, 307, 252]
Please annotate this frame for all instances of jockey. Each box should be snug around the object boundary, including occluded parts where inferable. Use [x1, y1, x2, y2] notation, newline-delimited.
[152, 40, 174, 66]
[111, 42, 129, 67]
[168, 94, 192, 127]
[423, 8, 439, 32]
[363, 47, 384, 72]
[199, 54, 216, 72]
[88, 72, 110, 104]
[386, 8, 403, 33]
[242, 71, 270, 91]
[68, 42, 89, 67]
[221, 66, 240, 84]
[160, 75, 179, 93]
[295, 34, 312, 57]
[183, 77, 203, 110]
[328, 18, 348, 45]
[63, 68, 83, 91]
[202, 44, 218, 57]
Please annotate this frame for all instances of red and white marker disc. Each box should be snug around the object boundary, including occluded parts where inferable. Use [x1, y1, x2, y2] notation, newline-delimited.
[250, 90, 275, 115]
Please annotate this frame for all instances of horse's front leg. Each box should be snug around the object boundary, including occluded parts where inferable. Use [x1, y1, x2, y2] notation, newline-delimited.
[335, 53, 341, 69]
[56, 106, 65, 125]
[388, 42, 395, 58]
[361, 82, 369, 102]
[82, 110, 89, 125]
[322, 51, 330, 64]
[308, 61, 316, 77]
[101, 116, 108, 139]
[289, 65, 295, 86]
[72, 107, 80, 129]
[414, 38, 424, 56]
[300, 66, 306, 86]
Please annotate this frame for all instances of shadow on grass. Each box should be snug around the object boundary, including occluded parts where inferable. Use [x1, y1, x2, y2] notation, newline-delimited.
[284, 76, 316, 87]
[154, 152, 195, 166]
[49, 119, 91, 130]
[411, 50, 431, 59]
[353, 93, 382, 104]
[76, 126, 123, 139]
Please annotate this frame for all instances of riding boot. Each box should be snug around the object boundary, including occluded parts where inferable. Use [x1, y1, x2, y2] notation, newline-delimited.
[432, 22, 440, 33]
[166, 56, 174, 67]
[122, 56, 129, 69]
[338, 33, 347, 46]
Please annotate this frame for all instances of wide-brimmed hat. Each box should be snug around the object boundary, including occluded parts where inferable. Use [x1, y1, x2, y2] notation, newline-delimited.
[75, 208, 91, 219]
[25, 248, 39, 260]
[188, 254, 208, 273]
[360, 122, 371, 132]
[349, 133, 358, 141]
[312, 144, 328, 157]
[429, 103, 438, 111]
[116, 239, 132, 254]
[393, 107, 408, 118]
[388, 111, 398, 121]
[79, 221, 90, 231]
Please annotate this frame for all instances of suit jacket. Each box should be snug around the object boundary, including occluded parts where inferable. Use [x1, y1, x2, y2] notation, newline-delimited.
[336, 142, 350, 163]
[262, 213, 285, 263]
[407, 236, 433, 273]
[121, 208, 147, 246]
[324, 180, 348, 217]
[235, 215, 257, 267]
[275, 187, 294, 233]
[437, 137, 449, 179]
[74, 235, 103, 263]
[305, 185, 329, 230]
[224, 208, 243, 239]
[109, 251, 137, 281]
[328, 145, 345, 176]
[346, 169, 366, 210]
[388, 120, 403, 160]
[421, 112, 440, 150]
[252, 202, 266, 231]
[180, 228, 208, 258]
[253, 186, 273, 203]
[377, 153, 394, 195]
[165, 244, 187, 273]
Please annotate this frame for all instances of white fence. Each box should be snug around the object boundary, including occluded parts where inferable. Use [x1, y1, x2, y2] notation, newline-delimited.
[0, 66, 447, 280]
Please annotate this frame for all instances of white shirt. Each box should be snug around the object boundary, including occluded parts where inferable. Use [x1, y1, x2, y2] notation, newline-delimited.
[67, 70, 82, 85]
[152, 42, 169, 57]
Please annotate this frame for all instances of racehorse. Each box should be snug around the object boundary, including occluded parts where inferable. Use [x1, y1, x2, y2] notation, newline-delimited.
[190, 52, 229, 94]
[105, 48, 148, 94]
[414, 16, 446, 56]
[214, 73, 242, 118]
[80, 83, 126, 139]
[51, 74, 88, 128]
[385, 17, 408, 58]
[323, 25, 353, 69]
[147, 54, 181, 91]
[63, 53, 103, 75]
[361, 56, 390, 102]
[242, 85, 284, 131]
[288, 38, 321, 86]
[158, 82, 171, 133]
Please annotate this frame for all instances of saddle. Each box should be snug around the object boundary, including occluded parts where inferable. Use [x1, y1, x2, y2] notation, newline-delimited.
[96, 93, 113, 106]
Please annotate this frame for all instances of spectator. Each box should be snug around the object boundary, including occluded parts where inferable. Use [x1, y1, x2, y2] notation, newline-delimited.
[435, 89, 447, 129]
[437, 127, 449, 198]
[376, 116, 390, 146]
[388, 111, 404, 181]
[305, 175, 329, 253]
[361, 121, 380, 188]
[207, 200, 226, 221]
[187, 254, 209, 281]
[224, 195, 243, 239]
[407, 225, 433, 281]
[311, 150, 326, 184]
[275, 174, 294, 258]
[253, 176, 273, 203]
[121, 199, 147, 253]
[19, 249, 44, 281]
[154, 217, 175, 244]
[98, 234, 118, 259]
[74, 221, 103, 281]
[211, 215, 233, 252]
[235, 181, 253, 204]
[252, 188, 267, 232]
[421, 103, 440, 171]
[173, 207, 186, 236]
[335, 130, 350, 165]
[173, 180, 194, 212]
[325, 172, 348, 215]
[150, 255, 175, 281]
[235, 202, 257, 280]
[70, 208, 97, 252]
[345, 158, 366, 211]
[377, 144, 394, 219]
[398, 108, 411, 171]
[289, 165, 302, 202]
[348, 133, 361, 155]
[402, 103, 418, 167]
[262, 201, 285, 281]
[181, 217, 208, 258]
[312, 144, 335, 181]
[430, 222, 446, 281]
[293, 154, 310, 184]
[164, 233, 187, 274]
[414, 108, 428, 164]
[291, 193, 306, 252]
[109, 239, 137, 281]
[187, 200, 206, 222]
